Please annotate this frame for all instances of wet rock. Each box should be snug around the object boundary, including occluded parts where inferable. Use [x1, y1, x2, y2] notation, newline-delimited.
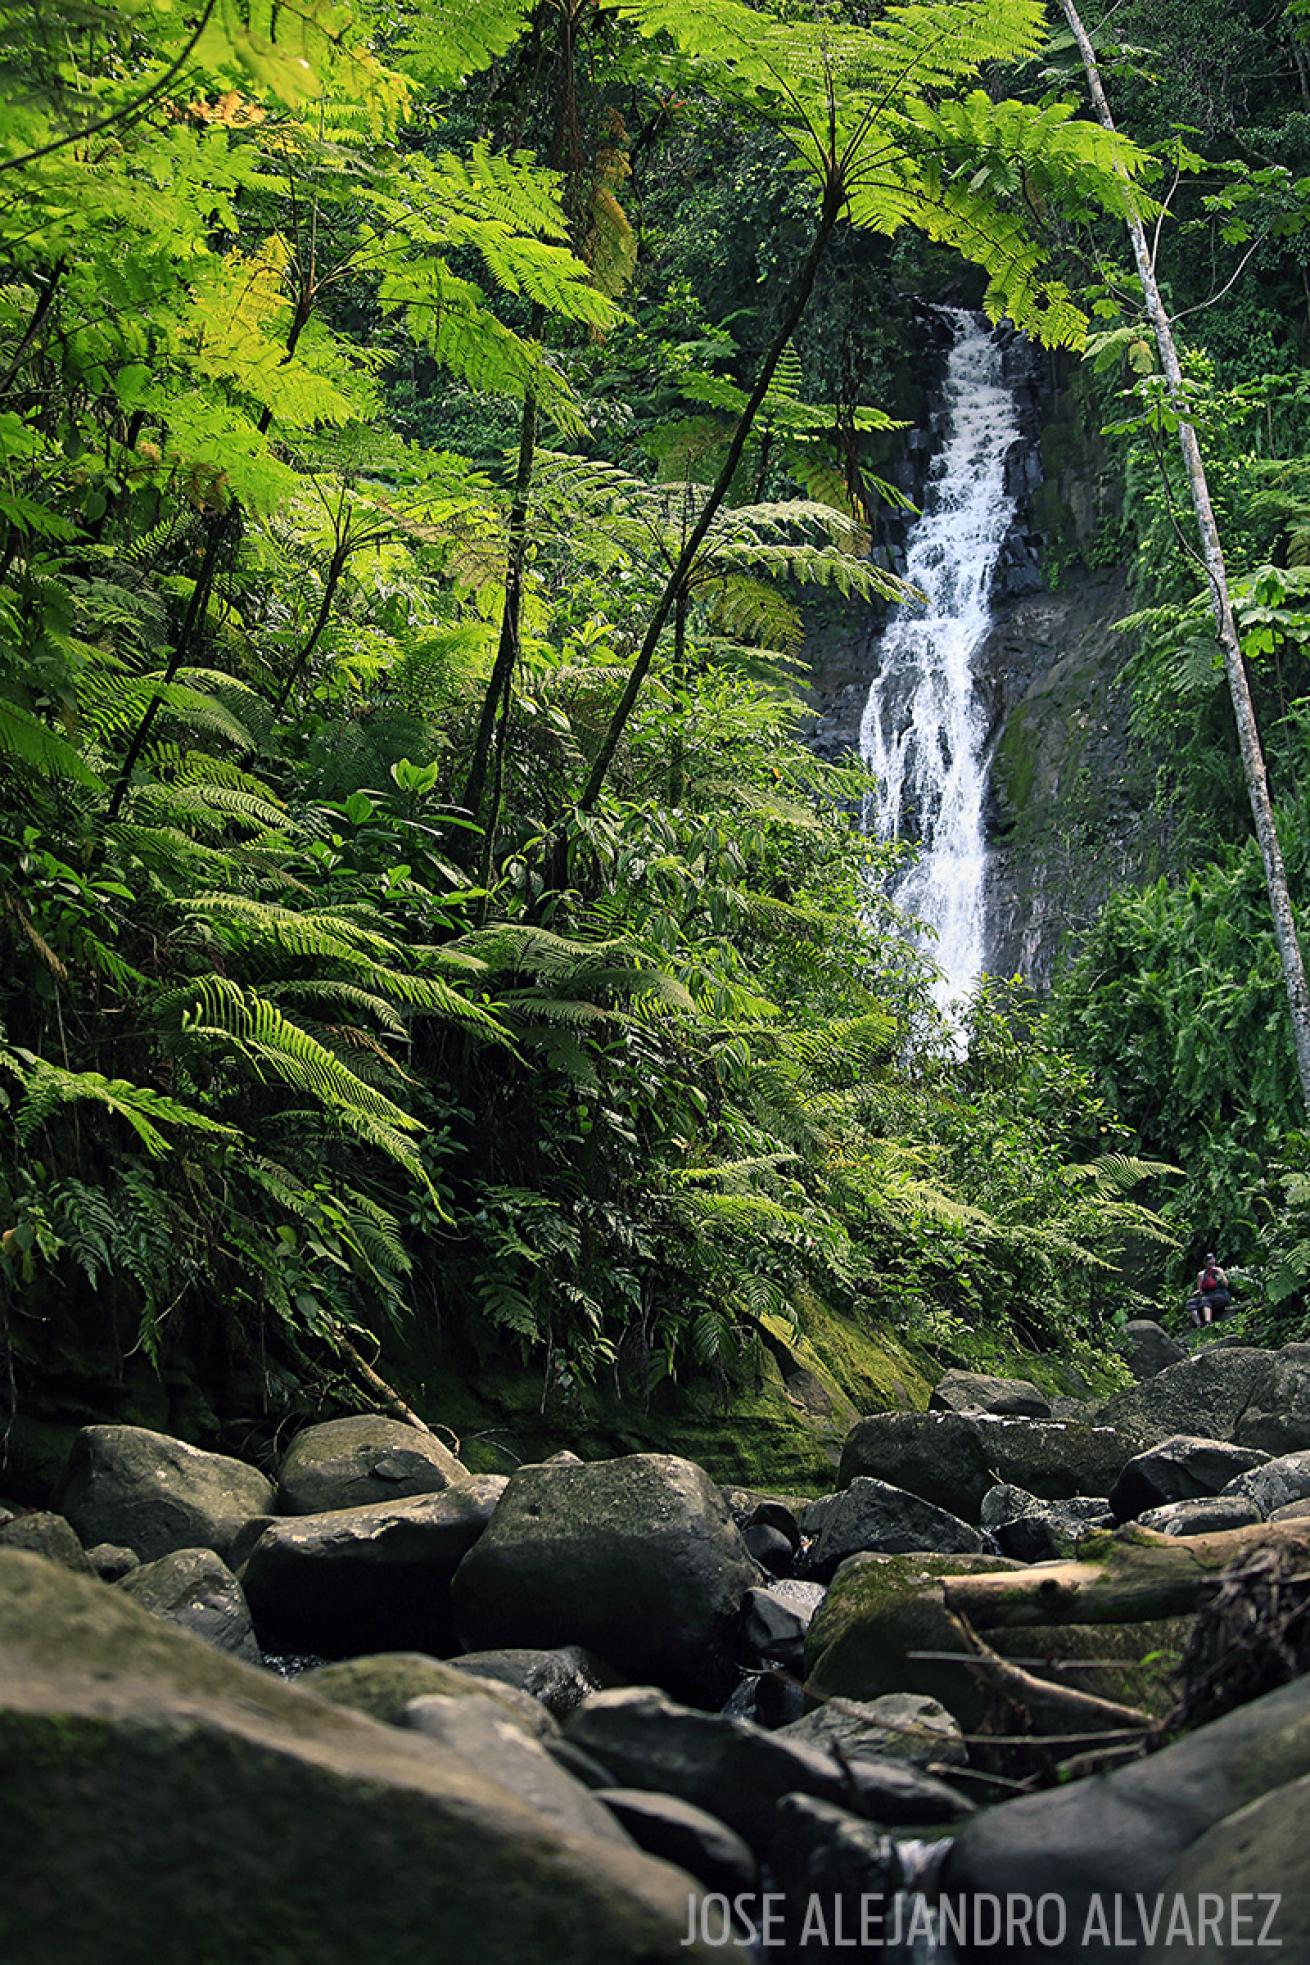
[1271, 1497, 1310, 1523]
[403, 1692, 628, 1845]
[302, 1652, 554, 1734]
[1137, 1494, 1263, 1536]
[565, 1686, 969, 1850]
[987, 1492, 1112, 1563]
[277, 1414, 465, 1515]
[1141, 1774, 1310, 1963]
[0, 1509, 91, 1574]
[55, 1424, 274, 1565]
[1222, 1448, 1310, 1518]
[0, 1551, 731, 1965]
[446, 1645, 610, 1720]
[242, 1478, 504, 1656]
[804, 1477, 984, 1577]
[1098, 1348, 1274, 1450]
[597, 1789, 757, 1896]
[838, 1411, 1138, 1521]
[744, 1521, 795, 1575]
[546, 1736, 615, 1789]
[741, 1584, 818, 1669]
[1110, 1435, 1269, 1523]
[85, 1541, 139, 1581]
[1233, 1345, 1310, 1454]
[118, 1547, 259, 1662]
[942, 1662, 1310, 1960]
[1120, 1320, 1186, 1381]
[452, 1455, 758, 1704]
[767, 1796, 902, 1957]
[929, 1370, 1050, 1419]
[779, 1691, 965, 1769]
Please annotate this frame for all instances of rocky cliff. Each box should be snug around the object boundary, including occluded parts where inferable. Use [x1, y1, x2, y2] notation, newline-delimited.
[806, 325, 1163, 988]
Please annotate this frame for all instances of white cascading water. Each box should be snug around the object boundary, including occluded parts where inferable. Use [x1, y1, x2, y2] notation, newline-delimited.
[860, 308, 1021, 1012]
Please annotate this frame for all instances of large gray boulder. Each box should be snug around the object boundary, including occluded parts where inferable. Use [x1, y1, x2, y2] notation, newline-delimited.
[242, 1478, 504, 1656]
[276, 1414, 464, 1515]
[1120, 1319, 1185, 1380]
[1109, 1435, 1269, 1522]
[119, 1547, 260, 1663]
[1233, 1344, 1310, 1454]
[451, 1455, 757, 1702]
[1222, 1447, 1310, 1518]
[804, 1478, 985, 1577]
[838, 1411, 1139, 1522]
[928, 1371, 1050, 1419]
[565, 1687, 969, 1850]
[1098, 1348, 1274, 1449]
[0, 1551, 740, 1964]
[55, 1425, 274, 1565]
[942, 1666, 1310, 1959]
[0, 1509, 91, 1574]
[1141, 1774, 1308, 1962]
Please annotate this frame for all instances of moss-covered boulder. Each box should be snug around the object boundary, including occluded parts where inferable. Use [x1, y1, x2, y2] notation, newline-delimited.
[0, 1509, 91, 1574]
[0, 1550, 745, 1965]
[804, 1552, 1020, 1724]
[277, 1414, 465, 1515]
[452, 1455, 757, 1705]
[303, 1652, 554, 1734]
[54, 1424, 274, 1565]
[805, 1549, 1188, 1729]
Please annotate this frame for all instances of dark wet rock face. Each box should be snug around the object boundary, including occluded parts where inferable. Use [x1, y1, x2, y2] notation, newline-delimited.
[241, 1478, 505, 1657]
[565, 1686, 969, 1849]
[1109, 1436, 1270, 1523]
[838, 1409, 1141, 1521]
[803, 1477, 985, 1577]
[1120, 1320, 1186, 1381]
[929, 1371, 1051, 1419]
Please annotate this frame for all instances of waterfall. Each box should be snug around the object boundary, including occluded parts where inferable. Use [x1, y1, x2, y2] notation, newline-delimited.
[860, 309, 1021, 1012]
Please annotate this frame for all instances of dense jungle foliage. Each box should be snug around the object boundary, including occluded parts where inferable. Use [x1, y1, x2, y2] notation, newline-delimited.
[6, 0, 1306, 1461]
[1040, 0, 1310, 1324]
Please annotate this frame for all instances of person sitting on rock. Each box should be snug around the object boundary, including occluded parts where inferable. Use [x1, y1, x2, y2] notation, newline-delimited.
[1186, 1252, 1231, 1327]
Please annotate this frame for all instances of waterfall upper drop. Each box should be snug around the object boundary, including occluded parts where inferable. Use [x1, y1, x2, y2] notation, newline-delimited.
[860, 309, 1021, 1011]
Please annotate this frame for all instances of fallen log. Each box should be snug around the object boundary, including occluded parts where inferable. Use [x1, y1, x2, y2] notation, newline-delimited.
[941, 1519, 1310, 1632]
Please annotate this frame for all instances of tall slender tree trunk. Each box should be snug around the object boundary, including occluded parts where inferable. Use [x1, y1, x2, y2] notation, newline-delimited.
[576, 182, 842, 815]
[1061, 0, 1310, 1116]
[458, 372, 539, 821]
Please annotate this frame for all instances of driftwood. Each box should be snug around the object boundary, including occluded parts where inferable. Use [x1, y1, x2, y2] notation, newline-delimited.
[940, 1519, 1310, 1632]
[941, 1609, 1152, 1737]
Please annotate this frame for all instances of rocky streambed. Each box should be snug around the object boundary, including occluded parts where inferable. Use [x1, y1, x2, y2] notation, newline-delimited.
[4, 1325, 1310, 1962]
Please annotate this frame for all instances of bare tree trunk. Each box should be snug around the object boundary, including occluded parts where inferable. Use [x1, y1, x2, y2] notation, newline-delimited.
[576, 182, 843, 815]
[1061, 0, 1310, 1116]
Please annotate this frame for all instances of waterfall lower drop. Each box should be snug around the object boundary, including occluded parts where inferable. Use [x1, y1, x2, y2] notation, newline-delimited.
[860, 308, 1021, 1013]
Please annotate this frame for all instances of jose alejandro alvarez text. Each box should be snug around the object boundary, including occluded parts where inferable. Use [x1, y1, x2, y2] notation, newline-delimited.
[681, 1890, 1283, 1950]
